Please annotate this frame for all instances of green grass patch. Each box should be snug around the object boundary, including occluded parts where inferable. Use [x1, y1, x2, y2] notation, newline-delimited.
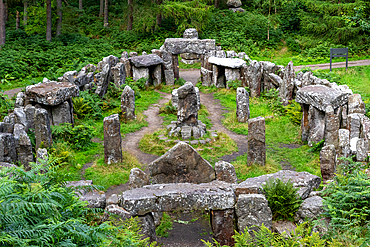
[156, 213, 173, 238]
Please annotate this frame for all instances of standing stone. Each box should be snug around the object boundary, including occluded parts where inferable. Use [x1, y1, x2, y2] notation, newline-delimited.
[215, 161, 238, 183]
[171, 89, 179, 109]
[183, 28, 198, 39]
[236, 87, 250, 123]
[52, 101, 73, 126]
[111, 62, 126, 88]
[133, 66, 150, 86]
[261, 61, 277, 91]
[13, 124, 33, 169]
[34, 108, 53, 150]
[177, 82, 199, 126]
[348, 94, 366, 115]
[279, 61, 295, 106]
[129, 168, 150, 189]
[356, 138, 369, 162]
[308, 106, 325, 147]
[225, 68, 241, 84]
[138, 213, 157, 242]
[0, 133, 17, 163]
[236, 194, 272, 232]
[25, 104, 35, 130]
[341, 104, 348, 128]
[338, 129, 350, 161]
[104, 114, 122, 164]
[211, 209, 235, 246]
[121, 57, 132, 78]
[160, 50, 175, 85]
[348, 113, 361, 139]
[172, 54, 180, 80]
[245, 60, 262, 97]
[301, 104, 310, 142]
[121, 86, 136, 120]
[94, 64, 110, 97]
[13, 107, 28, 131]
[248, 117, 266, 166]
[201, 67, 213, 87]
[152, 64, 162, 87]
[36, 148, 48, 164]
[324, 105, 339, 148]
[320, 145, 336, 182]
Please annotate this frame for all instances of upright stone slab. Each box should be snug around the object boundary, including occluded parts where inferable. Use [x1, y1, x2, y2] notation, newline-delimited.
[121, 85, 136, 120]
[211, 209, 235, 246]
[244, 60, 262, 97]
[133, 67, 150, 85]
[320, 145, 336, 182]
[177, 82, 199, 126]
[201, 67, 213, 87]
[279, 61, 295, 106]
[324, 105, 339, 148]
[129, 168, 150, 190]
[236, 87, 250, 123]
[52, 101, 73, 126]
[0, 133, 17, 163]
[348, 113, 361, 139]
[112, 62, 126, 88]
[236, 194, 272, 232]
[13, 108, 28, 130]
[215, 161, 238, 184]
[151, 64, 162, 87]
[248, 117, 266, 166]
[25, 104, 35, 130]
[95, 64, 110, 97]
[356, 138, 369, 162]
[13, 124, 33, 169]
[148, 142, 215, 184]
[104, 114, 122, 164]
[348, 94, 366, 115]
[34, 108, 53, 150]
[308, 106, 325, 146]
[171, 89, 179, 109]
[338, 129, 350, 159]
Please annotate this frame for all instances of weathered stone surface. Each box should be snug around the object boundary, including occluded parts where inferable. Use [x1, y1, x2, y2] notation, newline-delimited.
[294, 196, 324, 224]
[148, 142, 215, 184]
[129, 168, 150, 190]
[177, 82, 199, 126]
[236, 194, 272, 232]
[13, 124, 33, 169]
[215, 161, 237, 184]
[296, 85, 352, 112]
[341, 104, 348, 128]
[62, 71, 77, 84]
[226, 50, 238, 58]
[0, 162, 17, 169]
[164, 70, 175, 85]
[25, 104, 35, 130]
[34, 108, 53, 150]
[94, 64, 110, 97]
[129, 52, 138, 57]
[102, 204, 131, 222]
[348, 94, 366, 115]
[26, 81, 79, 106]
[320, 145, 336, 182]
[180, 53, 200, 60]
[308, 106, 325, 146]
[225, 68, 241, 83]
[244, 60, 262, 97]
[80, 191, 106, 208]
[229, 7, 245, 12]
[107, 194, 119, 205]
[236, 87, 250, 123]
[121, 85, 136, 120]
[120, 181, 234, 216]
[138, 213, 157, 242]
[213, 65, 226, 88]
[0, 133, 17, 163]
[208, 57, 246, 69]
[324, 105, 339, 148]
[235, 170, 321, 200]
[52, 101, 73, 126]
[36, 148, 48, 164]
[183, 28, 198, 39]
[13, 107, 28, 130]
[338, 129, 350, 159]
[248, 117, 265, 166]
[130, 54, 163, 68]
[172, 54, 180, 80]
[181, 125, 192, 140]
[121, 57, 132, 78]
[111, 62, 126, 88]
[171, 89, 178, 109]
[201, 67, 213, 87]
[227, 0, 242, 7]
[211, 209, 235, 246]
[104, 114, 122, 164]
[348, 113, 361, 139]
[272, 221, 297, 236]
[356, 138, 369, 161]
[279, 61, 295, 106]
[268, 73, 282, 87]
[132, 66, 149, 85]
[14, 92, 25, 108]
[0, 122, 13, 133]
[163, 38, 216, 55]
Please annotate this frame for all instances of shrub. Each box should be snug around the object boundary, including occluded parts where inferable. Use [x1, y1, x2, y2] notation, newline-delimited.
[261, 89, 285, 115]
[159, 100, 177, 115]
[0, 92, 13, 121]
[73, 91, 103, 120]
[284, 100, 302, 125]
[262, 178, 303, 221]
[227, 79, 242, 90]
[52, 123, 95, 150]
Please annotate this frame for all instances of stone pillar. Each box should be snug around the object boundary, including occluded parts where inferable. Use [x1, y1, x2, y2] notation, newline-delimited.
[35, 108, 53, 150]
[320, 145, 336, 182]
[138, 213, 157, 243]
[112, 62, 126, 88]
[279, 61, 295, 106]
[171, 89, 178, 109]
[104, 114, 122, 164]
[0, 133, 17, 163]
[356, 138, 369, 162]
[13, 107, 28, 131]
[152, 64, 162, 87]
[236, 87, 250, 123]
[248, 116, 266, 166]
[177, 82, 198, 126]
[338, 129, 350, 159]
[301, 104, 310, 142]
[133, 66, 150, 86]
[52, 101, 73, 126]
[121, 85, 136, 120]
[172, 54, 179, 81]
[160, 50, 175, 85]
[246, 60, 262, 98]
[341, 104, 348, 128]
[25, 104, 35, 130]
[348, 113, 361, 139]
[236, 194, 272, 233]
[94, 63, 110, 97]
[308, 106, 325, 147]
[211, 209, 235, 246]
[324, 105, 339, 148]
[348, 94, 366, 115]
[201, 67, 213, 87]
[13, 124, 33, 170]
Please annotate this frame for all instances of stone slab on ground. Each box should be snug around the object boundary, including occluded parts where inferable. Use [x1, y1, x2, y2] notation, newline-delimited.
[163, 38, 216, 55]
[130, 54, 163, 67]
[208, 57, 246, 69]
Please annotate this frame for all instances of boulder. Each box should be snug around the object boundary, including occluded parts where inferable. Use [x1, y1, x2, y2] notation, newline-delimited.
[236, 87, 250, 123]
[163, 38, 216, 55]
[236, 194, 272, 232]
[208, 57, 246, 69]
[120, 181, 234, 216]
[34, 108, 53, 150]
[248, 117, 266, 166]
[227, 0, 242, 8]
[129, 168, 150, 189]
[320, 145, 336, 182]
[215, 161, 238, 184]
[80, 191, 106, 209]
[148, 142, 215, 184]
[348, 94, 366, 115]
[177, 82, 199, 126]
[103, 114, 122, 164]
[0, 133, 17, 163]
[121, 85, 136, 120]
[26, 81, 79, 106]
[235, 170, 321, 200]
[294, 196, 324, 224]
[279, 61, 295, 106]
[272, 221, 297, 236]
[130, 54, 163, 67]
[183, 28, 198, 39]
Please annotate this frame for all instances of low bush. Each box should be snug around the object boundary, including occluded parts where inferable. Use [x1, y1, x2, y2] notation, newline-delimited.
[227, 79, 242, 90]
[52, 123, 95, 150]
[73, 90, 103, 120]
[262, 178, 303, 221]
[0, 92, 13, 121]
[284, 100, 302, 125]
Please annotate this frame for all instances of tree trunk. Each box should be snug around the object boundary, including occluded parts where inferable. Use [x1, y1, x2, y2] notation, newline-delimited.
[23, 1, 27, 25]
[214, 0, 220, 8]
[79, 0, 82, 10]
[104, 0, 108, 27]
[127, 0, 133, 30]
[46, 0, 52, 41]
[16, 11, 19, 30]
[99, 0, 103, 16]
[0, 0, 5, 46]
[4, 0, 7, 22]
[155, 0, 162, 29]
[56, 0, 62, 36]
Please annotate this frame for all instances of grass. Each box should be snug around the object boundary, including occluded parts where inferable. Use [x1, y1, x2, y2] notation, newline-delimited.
[156, 213, 173, 238]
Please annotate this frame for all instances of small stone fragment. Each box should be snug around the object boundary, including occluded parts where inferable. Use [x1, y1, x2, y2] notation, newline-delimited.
[129, 168, 150, 189]
[215, 161, 238, 183]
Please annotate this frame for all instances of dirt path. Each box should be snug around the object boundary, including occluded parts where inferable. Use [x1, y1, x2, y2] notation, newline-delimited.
[294, 59, 370, 71]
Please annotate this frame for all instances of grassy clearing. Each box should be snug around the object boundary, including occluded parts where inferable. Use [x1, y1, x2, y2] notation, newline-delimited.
[213, 89, 320, 179]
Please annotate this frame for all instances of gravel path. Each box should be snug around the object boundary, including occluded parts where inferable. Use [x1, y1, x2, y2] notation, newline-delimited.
[294, 59, 370, 71]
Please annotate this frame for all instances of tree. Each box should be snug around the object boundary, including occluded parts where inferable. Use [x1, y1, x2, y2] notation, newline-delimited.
[103, 0, 108, 26]
[23, 0, 27, 25]
[156, 0, 162, 28]
[56, 0, 62, 36]
[0, 0, 5, 46]
[79, 0, 82, 10]
[214, 0, 219, 8]
[99, 0, 103, 16]
[127, 0, 133, 30]
[46, 0, 51, 41]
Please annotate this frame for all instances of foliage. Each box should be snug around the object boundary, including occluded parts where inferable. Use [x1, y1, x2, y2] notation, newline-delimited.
[73, 90, 103, 120]
[261, 88, 285, 115]
[227, 79, 243, 90]
[174, 77, 187, 86]
[0, 92, 13, 121]
[284, 100, 302, 125]
[203, 222, 325, 247]
[156, 213, 173, 238]
[52, 123, 95, 150]
[159, 100, 177, 115]
[262, 178, 303, 221]
[125, 77, 147, 99]
[307, 139, 325, 152]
